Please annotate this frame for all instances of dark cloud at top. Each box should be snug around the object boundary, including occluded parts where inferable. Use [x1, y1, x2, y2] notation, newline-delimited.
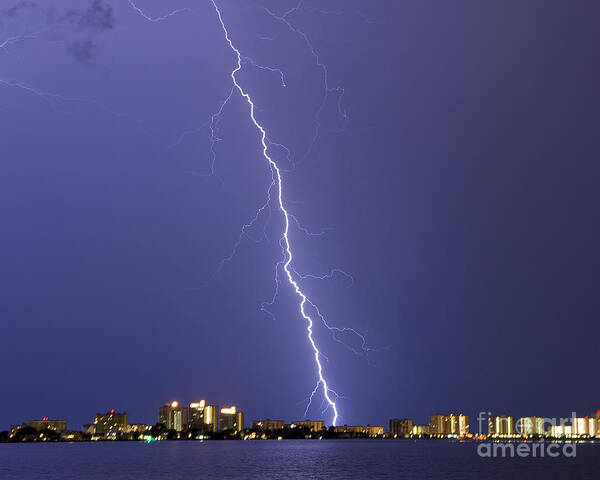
[83, 0, 115, 29]
[59, 1, 115, 65]
[68, 0, 115, 31]
[2, 1, 37, 18]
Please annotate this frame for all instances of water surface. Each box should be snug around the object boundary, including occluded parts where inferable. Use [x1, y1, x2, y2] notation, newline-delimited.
[0, 439, 597, 479]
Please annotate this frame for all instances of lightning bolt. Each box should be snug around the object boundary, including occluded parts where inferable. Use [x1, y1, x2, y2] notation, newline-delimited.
[0, 31, 42, 54]
[210, 0, 341, 425]
[126, 0, 189, 22]
[261, 1, 349, 162]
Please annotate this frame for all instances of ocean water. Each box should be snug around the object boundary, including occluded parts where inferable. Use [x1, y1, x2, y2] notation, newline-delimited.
[0, 439, 598, 479]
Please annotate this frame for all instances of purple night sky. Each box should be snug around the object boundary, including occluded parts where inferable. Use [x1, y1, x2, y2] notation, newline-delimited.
[1, 0, 599, 430]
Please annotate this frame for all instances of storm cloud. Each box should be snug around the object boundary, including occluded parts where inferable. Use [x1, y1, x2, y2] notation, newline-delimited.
[2, 1, 38, 18]
[62, 0, 115, 65]
[66, 39, 95, 65]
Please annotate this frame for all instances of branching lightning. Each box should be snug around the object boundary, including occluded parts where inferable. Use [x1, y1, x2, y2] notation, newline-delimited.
[210, 0, 347, 425]
[0, 31, 43, 55]
[261, 0, 349, 162]
[125, 0, 376, 423]
[127, 0, 189, 23]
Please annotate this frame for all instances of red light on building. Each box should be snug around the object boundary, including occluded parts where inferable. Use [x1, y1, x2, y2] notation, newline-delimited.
[42, 417, 49, 421]
[109, 409, 115, 414]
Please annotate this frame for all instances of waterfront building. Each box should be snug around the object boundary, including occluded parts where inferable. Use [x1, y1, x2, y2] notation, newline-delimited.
[457, 414, 469, 435]
[94, 410, 128, 434]
[588, 411, 600, 437]
[412, 424, 430, 435]
[189, 401, 219, 433]
[158, 401, 188, 432]
[389, 418, 413, 436]
[220, 406, 243, 432]
[589, 417, 597, 437]
[516, 416, 545, 435]
[202, 405, 219, 433]
[252, 419, 285, 431]
[82, 423, 96, 435]
[429, 414, 445, 435]
[572, 417, 589, 436]
[489, 415, 515, 435]
[127, 424, 151, 434]
[189, 401, 207, 429]
[9, 418, 67, 437]
[428, 413, 469, 435]
[550, 424, 572, 437]
[333, 425, 384, 437]
[447, 414, 469, 435]
[290, 420, 325, 432]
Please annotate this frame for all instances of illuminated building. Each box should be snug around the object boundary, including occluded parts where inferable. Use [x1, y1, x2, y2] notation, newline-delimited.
[412, 424, 430, 435]
[333, 425, 384, 437]
[252, 419, 285, 431]
[428, 413, 469, 435]
[290, 420, 325, 432]
[550, 424, 572, 437]
[9, 418, 67, 437]
[158, 401, 188, 432]
[127, 424, 151, 433]
[429, 414, 445, 435]
[82, 424, 96, 435]
[457, 414, 469, 435]
[220, 406, 243, 432]
[447, 414, 469, 435]
[572, 417, 589, 436]
[389, 419, 413, 436]
[93, 410, 128, 434]
[188, 400, 207, 429]
[489, 415, 515, 435]
[589, 416, 598, 437]
[189, 400, 220, 433]
[516, 417, 545, 435]
[203, 405, 219, 433]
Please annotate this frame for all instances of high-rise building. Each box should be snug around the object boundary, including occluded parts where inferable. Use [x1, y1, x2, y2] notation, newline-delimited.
[203, 405, 219, 433]
[428, 413, 468, 435]
[252, 419, 285, 431]
[93, 410, 127, 434]
[459, 414, 469, 435]
[550, 424, 572, 437]
[572, 417, 589, 436]
[516, 417, 544, 435]
[290, 420, 325, 432]
[389, 419, 413, 436]
[412, 424, 430, 435]
[489, 415, 515, 435]
[158, 401, 188, 432]
[189, 401, 207, 430]
[429, 414, 445, 435]
[220, 406, 243, 432]
[587, 411, 600, 437]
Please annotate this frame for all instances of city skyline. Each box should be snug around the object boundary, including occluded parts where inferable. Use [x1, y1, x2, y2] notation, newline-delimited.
[7, 401, 600, 442]
[6, 398, 600, 440]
